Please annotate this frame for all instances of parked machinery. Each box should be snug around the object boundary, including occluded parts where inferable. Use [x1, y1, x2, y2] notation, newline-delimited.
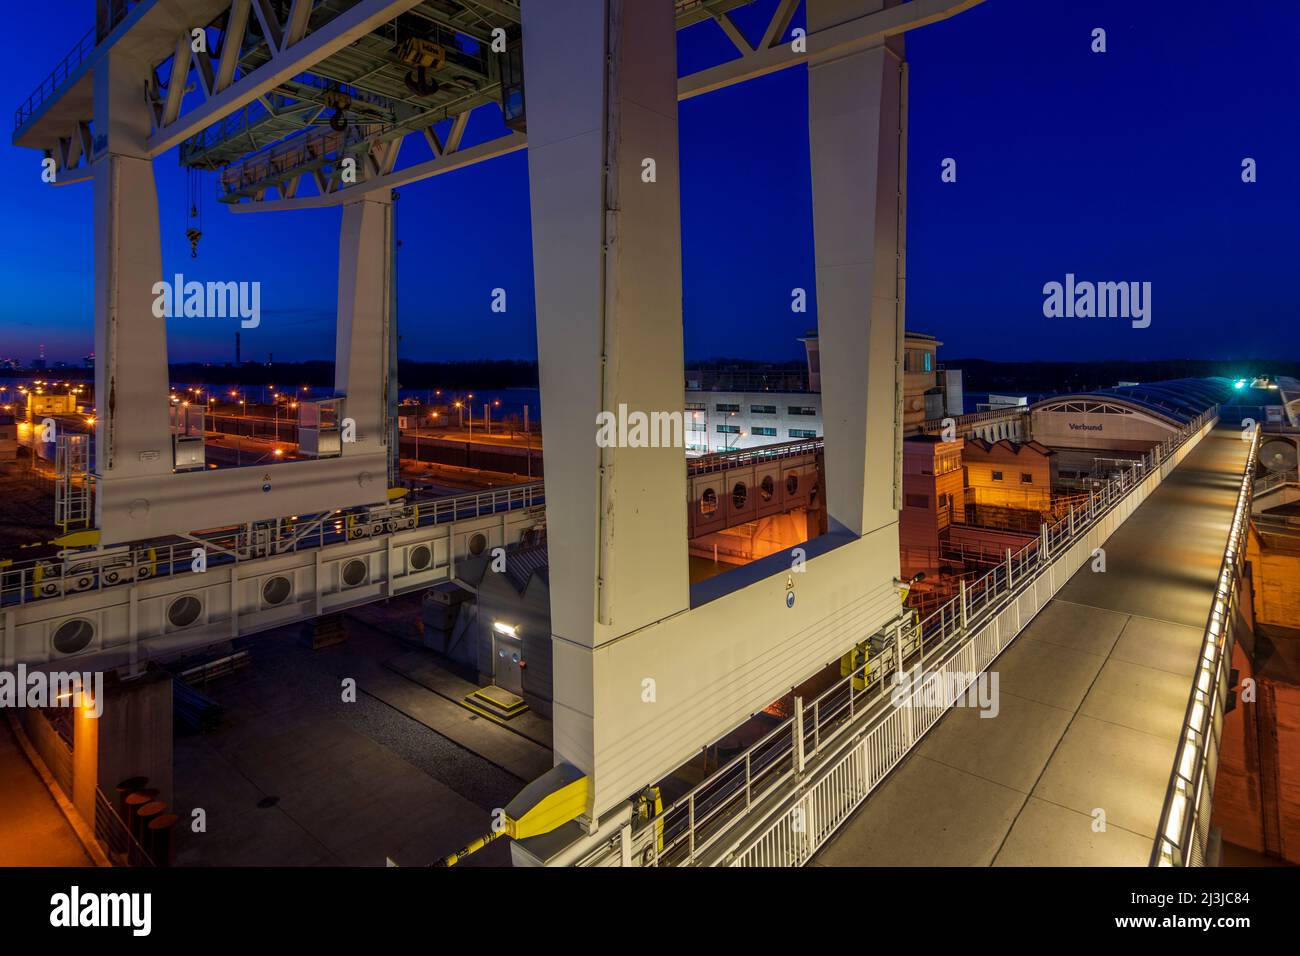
[346, 502, 416, 540]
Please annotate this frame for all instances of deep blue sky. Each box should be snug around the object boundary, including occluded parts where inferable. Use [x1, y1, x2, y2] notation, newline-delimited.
[0, 0, 1296, 366]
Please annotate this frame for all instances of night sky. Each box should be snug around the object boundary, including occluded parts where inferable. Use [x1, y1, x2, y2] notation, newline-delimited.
[0, 0, 1296, 366]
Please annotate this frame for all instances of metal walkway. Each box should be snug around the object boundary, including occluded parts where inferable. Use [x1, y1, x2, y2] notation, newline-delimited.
[812, 428, 1253, 866]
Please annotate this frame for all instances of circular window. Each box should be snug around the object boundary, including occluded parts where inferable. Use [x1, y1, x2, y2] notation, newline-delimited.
[167, 596, 202, 629]
[700, 488, 718, 516]
[468, 533, 487, 556]
[760, 475, 775, 502]
[342, 559, 368, 587]
[409, 545, 432, 571]
[52, 618, 94, 655]
[786, 472, 799, 495]
[732, 482, 748, 509]
[262, 576, 292, 606]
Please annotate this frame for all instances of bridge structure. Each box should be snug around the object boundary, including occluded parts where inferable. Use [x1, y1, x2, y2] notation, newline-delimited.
[556, 412, 1257, 866]
[11, 0, 1252, 870]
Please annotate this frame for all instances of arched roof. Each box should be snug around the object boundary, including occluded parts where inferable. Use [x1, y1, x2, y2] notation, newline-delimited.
[1028, 378, 1236, 426]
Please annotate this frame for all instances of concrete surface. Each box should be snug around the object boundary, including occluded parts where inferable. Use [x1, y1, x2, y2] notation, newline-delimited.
[0, 719, 93, 867]
[171, 622, 536, 866]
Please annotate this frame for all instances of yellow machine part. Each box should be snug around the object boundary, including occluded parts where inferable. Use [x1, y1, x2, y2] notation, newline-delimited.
[437, 771, 590, 866]
[637, 786, 664, 853]
[840, 640, 870, 692]
[51, 529, 101, 548]
[507, 773, 589, 840]
[394, 37, 446, 70]
[387, 486, 409, 501]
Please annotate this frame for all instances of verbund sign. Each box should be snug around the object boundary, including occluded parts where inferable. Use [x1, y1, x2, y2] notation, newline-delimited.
[1068, 422, 1104, 432]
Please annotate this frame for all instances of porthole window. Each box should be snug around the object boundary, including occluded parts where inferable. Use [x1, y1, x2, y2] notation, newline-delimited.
[167, 596, 202, 629]
[732, 482, 748, 509]
[469, 533, 488, 556]
[52, 618, 94, 655]
[786, 472, 799, 495]
[342, 559, 368, 587]
[409, 545, 432, 571]
[760, 476, 775, 502]
[262, 576, 292, 606]
[700, 488, 718, 516]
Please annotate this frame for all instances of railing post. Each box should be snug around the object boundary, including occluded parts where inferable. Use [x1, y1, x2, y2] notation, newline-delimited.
[793, 696, 805, 775]
[1068, 506, 1075, 537]
[745, 752, 752, 809]
[687, 793, 696, 862]
[1039, 522, 1049, 562]
[959, 579, 968, 630]
[1005, 547, 1013, 588]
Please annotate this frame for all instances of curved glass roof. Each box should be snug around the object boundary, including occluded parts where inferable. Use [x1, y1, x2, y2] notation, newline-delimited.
[1030, 377, 1237, 425]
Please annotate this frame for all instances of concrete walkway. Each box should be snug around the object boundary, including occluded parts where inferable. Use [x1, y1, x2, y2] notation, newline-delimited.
[814, 428, 1251, 866]
[0, 720, 93, 867]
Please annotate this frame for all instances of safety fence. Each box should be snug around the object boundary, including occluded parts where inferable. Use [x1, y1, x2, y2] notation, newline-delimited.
[0, 482, 545, 608]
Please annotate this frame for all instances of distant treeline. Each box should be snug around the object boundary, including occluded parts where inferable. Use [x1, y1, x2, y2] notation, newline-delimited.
[946, 358, 1300, 396]
[164, 359, 542, 389]
[23, 355, 1295, 393]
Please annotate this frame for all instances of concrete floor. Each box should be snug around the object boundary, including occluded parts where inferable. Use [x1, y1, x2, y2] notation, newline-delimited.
[0, 720, 92, 867]
[814, 429, 1251, 867]
[172, 622, 543, 867]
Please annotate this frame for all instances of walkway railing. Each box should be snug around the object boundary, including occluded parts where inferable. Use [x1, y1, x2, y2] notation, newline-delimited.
[1254, 467, 1297, 496]
[608, 409, 1217, 867]
[687, 437, 822, 476]
[1151, 425, 1259, 866]
[12, 0, 145, 134]
[0, 481, 545, 608]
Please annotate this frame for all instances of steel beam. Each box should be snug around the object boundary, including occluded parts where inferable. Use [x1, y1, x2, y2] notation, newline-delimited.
[148, 0, 426, 157]
[679, 0, 984, 99]
[229, 129, 527, 212]
[224, 0, 984, 212]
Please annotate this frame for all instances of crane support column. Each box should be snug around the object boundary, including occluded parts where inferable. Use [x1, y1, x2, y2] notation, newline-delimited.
[522, 0, 690, 803]
[335, 196, 395, 470]
[808, 0, 907, 536]
[92, 46, 174, 540]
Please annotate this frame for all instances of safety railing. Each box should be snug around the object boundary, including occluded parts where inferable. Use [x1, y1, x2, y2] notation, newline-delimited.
[622, 408, 1216, 867]
[1253, 467, 1297, 496]
[95, 787, 155, 867]
[687, 438, 823, 476]
[13, 28, 97, 134]
[919, 405, 1025, 435]
[1151, 425, 1259, 866]
[0, 481, 545, 608]
[12, 0, 146, 134]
